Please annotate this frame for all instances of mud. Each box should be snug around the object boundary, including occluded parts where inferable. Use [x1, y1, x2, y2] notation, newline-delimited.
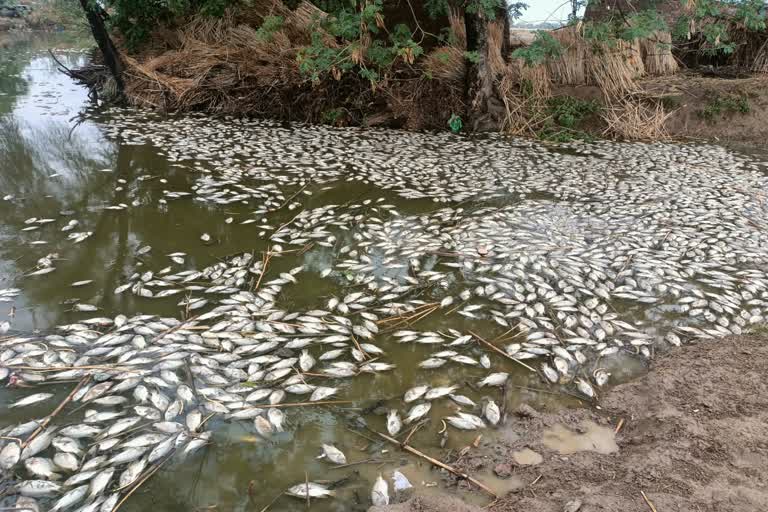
[372, 334, 768, 512]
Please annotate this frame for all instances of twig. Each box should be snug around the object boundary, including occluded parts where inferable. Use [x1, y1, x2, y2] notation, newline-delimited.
[470, 331, 536, 372]
[22, 376, 90, 449]
[641, 491, 658, 512]
[258, 489, 286, 512]
[112, 456, 172, 512]
[329, 458, 397, 470]
[252, 251, 272, 292]
[259, 400, 352, 408]
[370, 429, 497, 498]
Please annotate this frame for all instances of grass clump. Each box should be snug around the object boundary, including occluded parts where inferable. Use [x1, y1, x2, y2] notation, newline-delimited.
[534, 96, 600, 142]
[698, 94, 751, 120]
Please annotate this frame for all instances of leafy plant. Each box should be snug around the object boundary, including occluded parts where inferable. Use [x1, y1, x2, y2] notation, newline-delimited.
[448, 113, 463, 133]
[512, 31, 562, 66]
[255, 15, 285, 41]
[698, 94, 751, 120]
[546, 96, 600, 128]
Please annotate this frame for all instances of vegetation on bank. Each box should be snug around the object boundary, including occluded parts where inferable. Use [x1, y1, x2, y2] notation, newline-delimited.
[64, 0, 768, 139]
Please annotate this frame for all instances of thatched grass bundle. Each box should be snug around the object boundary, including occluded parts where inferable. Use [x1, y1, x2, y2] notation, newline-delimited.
[423, 9, 466, 84]
[586, 40, 640, 99]
[753, 39, 768, 73]
[122, 1, 331, 112]
[487, 20, 506, 77]
[546, 25, 588, 85]
[601, 98, 673, 140]
[641, 31, 679, 75]
[499, 59, 551, 135]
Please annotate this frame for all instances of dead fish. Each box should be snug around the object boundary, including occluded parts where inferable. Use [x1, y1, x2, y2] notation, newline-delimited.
[576, 378, 596, 399]
[386, 410, 402, 436]
[0, 441, 21, 470]
[24, 457, 60, 480]
[10, 393, 54, 408]
[16, 480, 61, 497]
[403, 385, 428, 403]
[50, 484, 88, 512]
[371, 474, 389, 506]
[267, 408, 285, 431]
[483, 400, 501, 426]
[477, 372, 508, 387]
[88, 468, 114, 500]
[320, 444, 346, 465]
[286, 482, 335, 499]
[404, 403, 431, 424]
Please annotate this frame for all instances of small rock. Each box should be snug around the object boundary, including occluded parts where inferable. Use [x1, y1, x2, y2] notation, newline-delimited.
[563, 499, 582, 512]
[512, 448, 543, 466]
[515, 404, 539, 418]
[493, 463, 513, 478]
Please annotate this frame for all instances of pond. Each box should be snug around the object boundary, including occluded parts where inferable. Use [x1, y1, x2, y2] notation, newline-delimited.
[1, 32, 767, 512]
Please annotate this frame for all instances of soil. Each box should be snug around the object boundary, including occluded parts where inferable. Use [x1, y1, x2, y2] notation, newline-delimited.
[371, 335, 768, 512]
[557, 73, 768, 146]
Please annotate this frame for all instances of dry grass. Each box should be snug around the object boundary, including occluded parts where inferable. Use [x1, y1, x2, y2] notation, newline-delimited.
[547, 25, 588, 85]
[601, 98, 674, 140]
[423, 9, 466, 84]
[752, 39, 768, 73]
[586, 40, 640, 99]
[641, 31, 679, 76]
[487, 20, 506, 77]
[499, 59, 551, 136]
[122, 1, 326, 112]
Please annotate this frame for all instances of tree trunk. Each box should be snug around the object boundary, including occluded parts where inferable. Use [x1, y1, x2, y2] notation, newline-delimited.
[464, 2, 509, 131]
[78, 0, 124, 94]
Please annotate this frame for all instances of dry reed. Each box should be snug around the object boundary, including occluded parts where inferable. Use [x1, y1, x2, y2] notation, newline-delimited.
[601, 98, 674, 140]
[546, 25, 587, 85]
[499, 59, 551, 136]
[751, 39, 768, 73]
[423, 9, 466, 84]
[641, 31, 679, 76]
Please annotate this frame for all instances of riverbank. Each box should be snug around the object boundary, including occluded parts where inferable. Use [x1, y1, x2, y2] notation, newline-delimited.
[372, 331, 768, 512]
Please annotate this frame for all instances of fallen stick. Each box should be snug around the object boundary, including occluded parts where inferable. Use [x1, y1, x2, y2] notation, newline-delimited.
[470, 331, 536, 372]
[370, 430, 497, 498]
[252, 251, 272, 292]
[641, 491, 658, 512]
[22, 376, 90, 449]
[259, 400, 353, 408]
[112, 455, 171, 512]
[330, 458, 397, 470]
[258, 488, 286, 512]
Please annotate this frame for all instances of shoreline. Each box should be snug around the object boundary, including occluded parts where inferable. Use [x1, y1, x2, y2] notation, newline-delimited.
[372, 332, 768, 512]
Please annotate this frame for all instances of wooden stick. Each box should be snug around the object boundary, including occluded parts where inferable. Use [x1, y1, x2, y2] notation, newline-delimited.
[329, 458, 397, 470]
[641, 491, 658, 512]
[370, 430, 497, 498]
[615, 418, 625, 434]
[22, 376, 90, 448]
[112, 456, 171, 512]
[350, 335, 369, 361]
[470, 331, 536, 373]
[258, 489, 286, 512]
[253, 251, 272, 292]
[259, 400, 353, 408]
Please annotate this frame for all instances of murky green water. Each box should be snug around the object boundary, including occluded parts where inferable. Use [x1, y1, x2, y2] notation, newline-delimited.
[2, 32, 766, 512]
[0, 33, 614, 512]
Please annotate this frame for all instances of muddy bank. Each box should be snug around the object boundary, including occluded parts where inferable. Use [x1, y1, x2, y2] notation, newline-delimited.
[555, 74, 768, 145]
[372, 334, 768, 512]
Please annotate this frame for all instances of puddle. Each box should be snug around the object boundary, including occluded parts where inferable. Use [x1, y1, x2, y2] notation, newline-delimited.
[512, 447, 544, 465]
[542, 421, 618, 455]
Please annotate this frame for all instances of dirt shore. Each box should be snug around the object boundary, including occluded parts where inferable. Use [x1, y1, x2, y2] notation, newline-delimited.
[372, 334, 768, 512]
